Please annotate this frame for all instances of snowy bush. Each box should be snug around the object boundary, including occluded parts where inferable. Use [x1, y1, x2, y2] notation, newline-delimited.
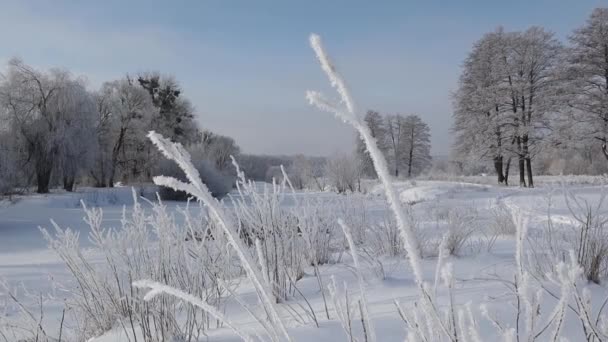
[324, 153, 362, 193]
[291, 196, 340, 266]
[41, 191, 241, 341]
[490, 203, 517, 236]
[231, 169, 306, 302]
[437, 208, 479, 256]
[530, 188, 608, 284]
[369, 214, 403, 257]
[0, 281, 68, 342]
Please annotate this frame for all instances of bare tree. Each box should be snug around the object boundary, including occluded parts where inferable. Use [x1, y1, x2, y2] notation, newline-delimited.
[356, 110, 387, 178]
[53, 79, 97, 191]
[453, 27, 561, 187]
[385, 114, 406, 177]
[98, 78, 155, 187]
[401, 115, 432, 177]
[508, 27, 562, 187]
[196, 131, 240, 172]
[453, 29, 513, 185]
[0, 129, 28, 195]
[287, 154, 313, 189]
[564, 8, 608, 162]
[0, 59, 70, 193]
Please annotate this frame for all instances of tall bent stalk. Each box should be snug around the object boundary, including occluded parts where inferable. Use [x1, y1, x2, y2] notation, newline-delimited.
[305, 33, 423, 286]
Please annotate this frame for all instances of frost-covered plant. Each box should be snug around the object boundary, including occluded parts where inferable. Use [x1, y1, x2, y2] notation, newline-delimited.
[135, 131, 293, 342]
[307, 32, 458, 340]
[369, 214, 403, 257]
[338, 219, 376, 342]
[290, 194, 339, 267]
[41, 191, 240, 341]
[442, 208, 478, 256]
[530, 187, 608, 284]
[132, 280, 256, 342]
[490, 203, 517, 236]
[230, 163, 306, 302]
[306, 34, 424, 283]
[328, 277, 356, 342]
[564, 187, 608, 284]
[0, 281, 67, 342]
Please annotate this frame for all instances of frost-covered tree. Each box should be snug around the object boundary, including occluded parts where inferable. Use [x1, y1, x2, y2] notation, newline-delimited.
[324, 152, 361, 193]
[53, 79, 97, 191]
[385, 113, 432, 178]
[0, 59, 72, 193]
[93, 77, 156, 187]
[385, 114, 406, 177]
[453, 27, 562, 187]
[356, 110, 387, 178]
[197, 131, 240, 172]
[563, 8, 608, 161]
[0, 130, 28, 195]
[508, 27, 562, 187]
[286, 154, 313, 189]
[90, 74, 209, 187]
[401, 114, 432, 177]
[357, 111, 430, 178]
[137, 72, 201, 145]
[453, 29, 513, 185]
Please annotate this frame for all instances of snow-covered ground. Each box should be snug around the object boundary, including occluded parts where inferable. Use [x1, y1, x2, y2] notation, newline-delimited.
[1, 180, 607, 341]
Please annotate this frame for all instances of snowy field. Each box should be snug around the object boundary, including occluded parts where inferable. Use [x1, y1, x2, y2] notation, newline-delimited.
[1, 179, 607, 341]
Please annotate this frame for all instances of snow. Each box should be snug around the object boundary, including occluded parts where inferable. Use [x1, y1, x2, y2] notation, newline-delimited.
[0, 180, 607, 341]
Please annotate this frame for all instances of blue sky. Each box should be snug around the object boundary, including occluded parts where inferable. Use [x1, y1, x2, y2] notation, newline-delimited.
[0, 1, 605, 156]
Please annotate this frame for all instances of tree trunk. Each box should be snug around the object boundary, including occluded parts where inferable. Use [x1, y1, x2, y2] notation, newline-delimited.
[109, 128, 126, 188]
[522, 134, 533, 188]
[494, 155, 505, 184]
[407, 151, 413, 178]
[517, 137, 526, 187]
[602, 143, 608, 161]
[518, 158, 526, 187]
[525, 157, 534, 188]
[36, 166, 52, 194]
[504, 157, 512, 186]
[98, 158, 108, 187]
[63, 176, 75, 192]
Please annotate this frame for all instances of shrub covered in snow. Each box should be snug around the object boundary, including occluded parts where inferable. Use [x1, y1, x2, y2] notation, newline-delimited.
[41, 190, 241, 341]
